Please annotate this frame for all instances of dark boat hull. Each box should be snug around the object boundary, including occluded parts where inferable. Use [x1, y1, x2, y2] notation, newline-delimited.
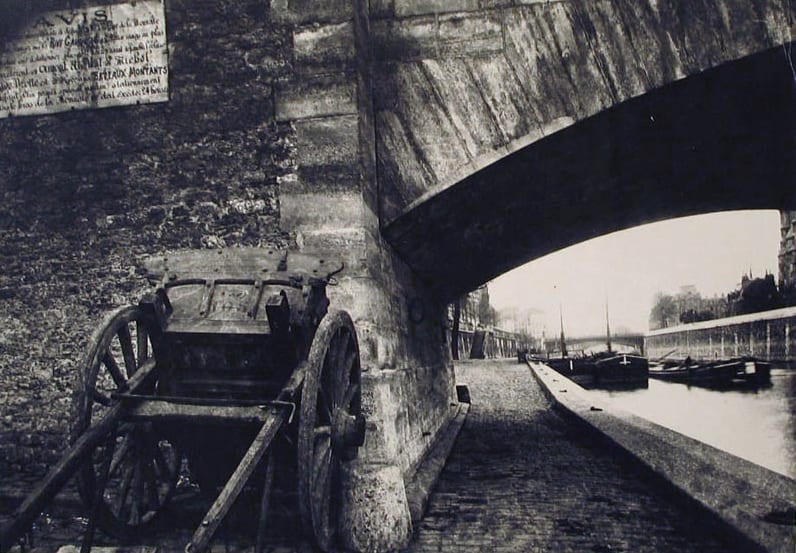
[542, 357, 597, 387]
[726, 358, 772, 385]
[648, 363, 737, 386]
[593, 354, 649, 386]
[648, 357, 772, 387]
[543, 354, 648, 388]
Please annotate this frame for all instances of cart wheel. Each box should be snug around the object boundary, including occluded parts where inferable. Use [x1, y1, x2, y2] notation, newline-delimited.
[71, 305, 181, 539]
[298, 310, 365, 552]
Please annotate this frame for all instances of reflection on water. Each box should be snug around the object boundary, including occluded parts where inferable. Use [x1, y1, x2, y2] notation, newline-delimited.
[587, 367, 796, 478]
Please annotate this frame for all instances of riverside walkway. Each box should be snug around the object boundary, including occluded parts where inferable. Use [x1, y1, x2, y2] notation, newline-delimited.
[1, 359, 743, 552]
[406, 359, 733, 553]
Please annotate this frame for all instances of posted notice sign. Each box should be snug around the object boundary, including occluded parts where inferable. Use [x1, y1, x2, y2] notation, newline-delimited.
[0, 0, 168, 118]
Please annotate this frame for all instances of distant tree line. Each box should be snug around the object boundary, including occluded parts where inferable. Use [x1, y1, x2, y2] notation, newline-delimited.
[649, 273, 792, 330]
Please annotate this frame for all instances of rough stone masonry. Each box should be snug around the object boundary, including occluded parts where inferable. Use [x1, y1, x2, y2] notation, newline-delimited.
[0, 1, 456, 550]
[2, 0, 795, 551]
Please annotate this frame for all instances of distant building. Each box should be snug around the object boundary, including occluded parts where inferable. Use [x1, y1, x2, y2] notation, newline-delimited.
[447, 286, 534, 359]
[494, 305, 545, 350]
[674, 285, 729, 322]
[448, 285, 491, 332]
[779, 211, 796, 290]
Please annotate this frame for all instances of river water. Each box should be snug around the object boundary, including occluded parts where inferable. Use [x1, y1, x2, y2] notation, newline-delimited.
[586, 366, 796, 478]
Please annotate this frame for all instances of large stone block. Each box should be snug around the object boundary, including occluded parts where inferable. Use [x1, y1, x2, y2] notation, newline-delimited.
[294, 227, 371, 271]
[371, 16, 437, 60]
[270, 0, 354, 24]
[275, 76, 358, 121]
[286, 115, 362, 192]
[280, 191, 366, 231]
[394, 0, 479, 17]
[436, 11, 503, 57]
[294, 22, 357, 73]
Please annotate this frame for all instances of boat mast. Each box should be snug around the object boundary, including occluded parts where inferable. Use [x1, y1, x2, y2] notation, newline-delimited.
[559, 302, 568, 358]
[605, 302, 612, 354]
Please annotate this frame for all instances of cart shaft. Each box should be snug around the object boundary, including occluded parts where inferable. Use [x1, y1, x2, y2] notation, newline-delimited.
[0, 360, 158, 553]
[186, 403, 292, 553]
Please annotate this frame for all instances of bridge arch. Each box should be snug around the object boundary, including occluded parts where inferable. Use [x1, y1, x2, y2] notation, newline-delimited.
[545, 334, 646, 354]
[375, 2, 796, 299]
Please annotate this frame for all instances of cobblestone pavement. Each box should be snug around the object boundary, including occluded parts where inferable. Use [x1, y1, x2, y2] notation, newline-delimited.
[405, 359, 738, 553]
[1, 359, 739, 552]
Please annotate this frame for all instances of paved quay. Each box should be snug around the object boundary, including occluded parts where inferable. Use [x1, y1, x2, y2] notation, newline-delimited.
[1, 358, 742, 552]
[405, 359, 736, 553]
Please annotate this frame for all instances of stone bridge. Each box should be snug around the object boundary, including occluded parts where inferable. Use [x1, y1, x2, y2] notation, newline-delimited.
[270, 3, 795, 543]
[0, 0, 794, 551]
[545, 332, 646, 353]
[276, 0, 796, 297]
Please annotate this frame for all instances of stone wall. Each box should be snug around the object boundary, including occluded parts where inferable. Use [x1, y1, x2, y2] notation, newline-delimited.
[0, 0, 292, 475]
[1, 9, 459, 549]
[450, 328, 526, 360]
[645, 306, 796, 362]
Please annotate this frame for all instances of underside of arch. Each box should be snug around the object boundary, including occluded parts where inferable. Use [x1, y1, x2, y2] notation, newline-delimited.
[382, 45, 796, 301]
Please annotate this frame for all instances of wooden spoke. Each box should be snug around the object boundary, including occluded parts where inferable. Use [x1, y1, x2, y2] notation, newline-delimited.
[333, 354, 350, 408]
[109, 434, 133, 477]
[102, 353, 128, 390]
[328, 330, 345, 374]
[136, 321, 149, 362]
[331, 339, 356, 408]
[117, 325, 137, 377]
[342, 346, 357, 373]
[311, 444, 333, 524]
[129, 461, 143, 525]
[115, 463, 135, 518]
[146, 438, 171, 479]
[311, 439, 332, 492]
[341, 382, 359, 412]
[91, 388, 113, 407]
[326, 333, 348, 408]
[318, 387, 333, 422]
[142, 460, 160, 511]
[311, 441, 335, 548]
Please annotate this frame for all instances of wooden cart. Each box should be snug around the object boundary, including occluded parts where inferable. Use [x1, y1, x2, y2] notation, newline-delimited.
[0, 248, 366, 553]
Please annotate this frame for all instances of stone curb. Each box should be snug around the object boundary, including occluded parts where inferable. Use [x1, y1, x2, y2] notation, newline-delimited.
[404, 398, 471, 524]
[527, 361, 795, 553]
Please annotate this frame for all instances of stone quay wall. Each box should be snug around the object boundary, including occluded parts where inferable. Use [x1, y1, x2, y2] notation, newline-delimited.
[0, 0, 292, 475]
[645, 306, 796, 362]
[452, 328, 527, 360]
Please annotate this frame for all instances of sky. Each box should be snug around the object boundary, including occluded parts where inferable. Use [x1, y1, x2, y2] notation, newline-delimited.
[489, 210, 782, 337]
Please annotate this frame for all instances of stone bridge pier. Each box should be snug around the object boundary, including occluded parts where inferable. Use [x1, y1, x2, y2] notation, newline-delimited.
[273, 2, 455, 550]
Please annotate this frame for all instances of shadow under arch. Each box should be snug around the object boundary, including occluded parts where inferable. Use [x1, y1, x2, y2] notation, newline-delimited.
[382, 43, 796, 302]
